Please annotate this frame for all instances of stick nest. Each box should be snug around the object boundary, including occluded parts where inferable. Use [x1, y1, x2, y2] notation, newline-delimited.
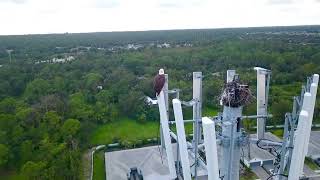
[220, 79, 253, 107]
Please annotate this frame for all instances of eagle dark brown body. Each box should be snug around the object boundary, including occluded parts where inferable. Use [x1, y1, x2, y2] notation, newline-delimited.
[153, 74, 165, 96]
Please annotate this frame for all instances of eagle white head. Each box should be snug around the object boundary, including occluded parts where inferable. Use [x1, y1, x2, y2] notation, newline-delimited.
[159, 68, 164, 75]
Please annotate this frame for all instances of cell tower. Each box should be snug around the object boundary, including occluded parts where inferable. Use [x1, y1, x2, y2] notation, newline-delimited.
[145, 68, 319, 180]
[6, 49, 13, 63]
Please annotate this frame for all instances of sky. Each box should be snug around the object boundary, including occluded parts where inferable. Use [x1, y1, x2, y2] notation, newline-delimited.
[0, 0, 319, 35]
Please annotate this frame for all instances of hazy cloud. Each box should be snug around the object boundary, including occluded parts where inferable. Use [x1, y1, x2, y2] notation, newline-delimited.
[267, 0, 293, 5]
[158, 0, 204, 8]
[94, 0, 120, 8]
[0, 0, 28, 4]
[0, 0, 319, 35]
[158, 2, 180, 8]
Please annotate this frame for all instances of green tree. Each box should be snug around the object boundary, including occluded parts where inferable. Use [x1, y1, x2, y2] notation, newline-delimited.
[24, 78, 51, 103]
[21, 161, 47, 180]
[42, 111, 62, 139]
[96, 90, 113, 103]
[110, 105, 119, 121]
[271, 99, 291, 125]
[39, 94, 68, 115]
[94, 101, 110, 123]
[0, 97, 17, 114]
[62, 119, 80, 139]
[69, 92, 94, 121]
[20, 140, 33, 166]
[0, 144, 9, 168]
[61, 119, 81, 149]
[16, 108, 40, 128]
[83, 73, 103, 92]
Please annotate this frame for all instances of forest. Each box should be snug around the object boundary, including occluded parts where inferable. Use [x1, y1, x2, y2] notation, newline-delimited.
[0, 25, 320, 179]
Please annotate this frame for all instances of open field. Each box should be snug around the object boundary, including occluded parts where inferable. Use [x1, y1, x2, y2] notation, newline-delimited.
[90, 118, 160, 146]
[93, 151, 106, 180]
[90, 108, 218, 146]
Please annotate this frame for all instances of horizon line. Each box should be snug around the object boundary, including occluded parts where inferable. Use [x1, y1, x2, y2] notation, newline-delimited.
[1, 24, 319, 36]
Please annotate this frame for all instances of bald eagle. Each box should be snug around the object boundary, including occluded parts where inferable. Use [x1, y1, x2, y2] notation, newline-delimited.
[153, 69, 165, 96]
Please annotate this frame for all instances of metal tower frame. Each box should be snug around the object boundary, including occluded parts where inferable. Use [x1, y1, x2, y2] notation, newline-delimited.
[275, 74, 319, 180]
[144, 70, 319, 180]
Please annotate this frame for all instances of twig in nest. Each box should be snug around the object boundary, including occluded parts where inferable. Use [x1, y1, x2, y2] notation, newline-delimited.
[220, 79, 253, 107]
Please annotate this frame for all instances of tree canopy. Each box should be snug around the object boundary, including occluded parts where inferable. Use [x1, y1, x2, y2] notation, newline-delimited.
[0, 26, 320, 179]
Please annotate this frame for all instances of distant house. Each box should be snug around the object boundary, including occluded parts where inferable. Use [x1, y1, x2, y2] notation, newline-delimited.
[127, 44, 143, 50]
[66, 56, 75, 61]
[183, 43, 193, 47]
[97, 85, 103, 90]
[162, 43, 170, 48]
[156, 43, 171, 48]
[34, 56, 75, 65]
[52, 57, 66, 63]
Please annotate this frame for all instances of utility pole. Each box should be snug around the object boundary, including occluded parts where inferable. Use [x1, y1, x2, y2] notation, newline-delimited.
[6, 50, 13, 63]
[192, 72, 202, 180]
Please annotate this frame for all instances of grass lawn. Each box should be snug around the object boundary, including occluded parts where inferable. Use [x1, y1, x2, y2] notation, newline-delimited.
[271, 129, 284, 139]
[90, 118, 159, 145]
[203, 107, 219, 116]
[90, 118, 193, 146]
[90, 107, 219, 146]
[305, 157, 320, 170]
[240, 167, 258, 180]
[93, 151, 106, 180]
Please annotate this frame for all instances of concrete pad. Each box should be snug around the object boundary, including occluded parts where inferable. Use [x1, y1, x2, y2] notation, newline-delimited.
[105, 131, 320, 180]
[105, 146, 170, 180]
[242, 132, 281, 167]
[308, 131, 320, 158]
[105, 144, 209, 180]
